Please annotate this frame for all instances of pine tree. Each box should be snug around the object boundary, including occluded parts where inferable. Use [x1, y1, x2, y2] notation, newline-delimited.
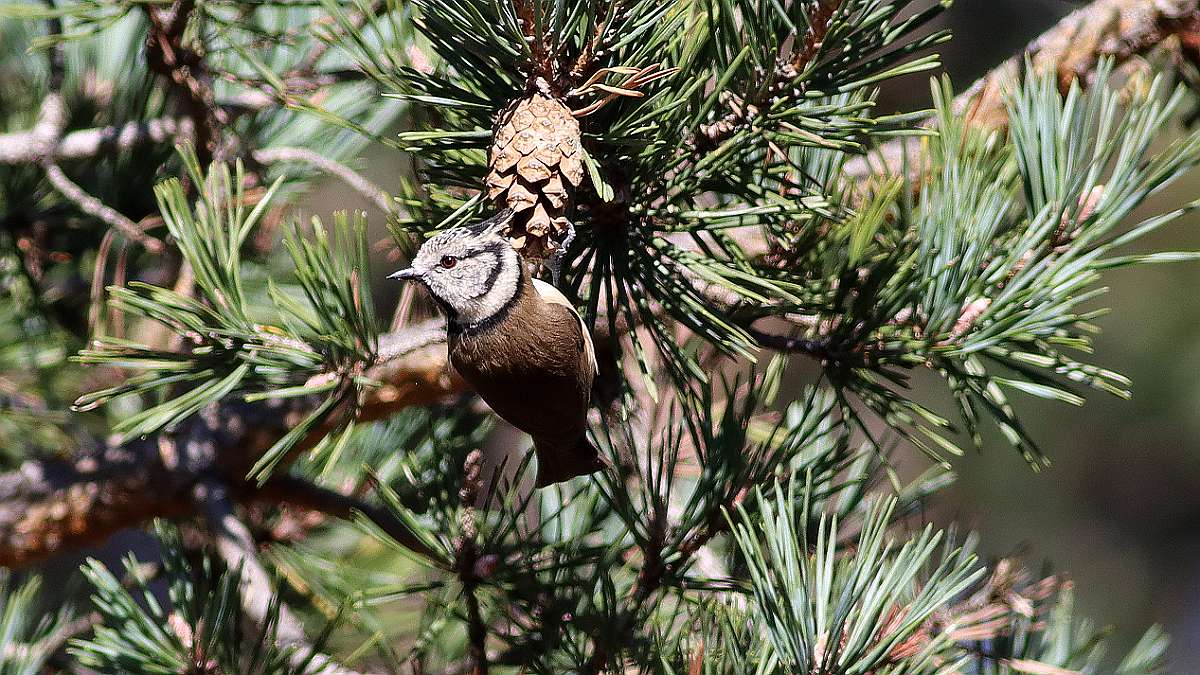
[0, 0, 1197, 672]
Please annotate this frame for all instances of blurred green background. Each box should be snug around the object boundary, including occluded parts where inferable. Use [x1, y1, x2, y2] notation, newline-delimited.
[293, 0, 1200, 669]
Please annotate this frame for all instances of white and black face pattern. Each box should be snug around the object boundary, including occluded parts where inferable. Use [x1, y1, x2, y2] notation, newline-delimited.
[402, 224, 522, 326]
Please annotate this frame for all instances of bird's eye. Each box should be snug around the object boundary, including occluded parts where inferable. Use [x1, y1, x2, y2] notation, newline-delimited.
[439, 255, 459, 269]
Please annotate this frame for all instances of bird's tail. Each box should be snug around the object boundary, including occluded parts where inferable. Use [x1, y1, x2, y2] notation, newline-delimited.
[534, 436, 606, 488]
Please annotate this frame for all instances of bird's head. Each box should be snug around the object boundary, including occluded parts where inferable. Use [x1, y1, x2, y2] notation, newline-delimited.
[389, 209, 524, 325]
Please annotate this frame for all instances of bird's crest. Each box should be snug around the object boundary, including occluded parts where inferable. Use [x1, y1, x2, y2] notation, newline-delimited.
[463, 208, 515, 238]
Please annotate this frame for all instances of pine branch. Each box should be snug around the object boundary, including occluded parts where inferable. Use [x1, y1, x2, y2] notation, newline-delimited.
[0, 89, 312, 168]
[2, 9, 1196, 570]
[847, 0, 1200, 180]
[0, 2, 1192, 671]
[696, 0, 842, 147]
[728, 490, 983, 672]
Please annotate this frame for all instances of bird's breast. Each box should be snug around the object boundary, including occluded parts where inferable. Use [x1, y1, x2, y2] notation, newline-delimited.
[447, 295, 592, 442]
[449, 296, 587, 381]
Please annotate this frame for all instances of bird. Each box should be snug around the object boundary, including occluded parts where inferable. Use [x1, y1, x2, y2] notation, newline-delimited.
[388, 209, 605, 487]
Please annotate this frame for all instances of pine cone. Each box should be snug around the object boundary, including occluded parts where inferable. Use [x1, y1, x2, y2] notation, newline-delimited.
[485, 92, 584, 259]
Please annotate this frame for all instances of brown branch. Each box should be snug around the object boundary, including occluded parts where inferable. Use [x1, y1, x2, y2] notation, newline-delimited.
[0, 401, 272, 569]
[0, 321, 461, 570]
[358, 324, 465, 422]
[0, 117, 195, 166]
[144, 1, 227, 165]
[789, 1, 842, 76]
[954, 0, 1199, 130]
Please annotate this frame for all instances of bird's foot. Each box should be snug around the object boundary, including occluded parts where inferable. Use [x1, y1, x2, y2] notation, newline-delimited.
[549, 221, 576, 286]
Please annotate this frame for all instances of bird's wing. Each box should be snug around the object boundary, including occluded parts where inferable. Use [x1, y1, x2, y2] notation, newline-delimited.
[532, 278, 597, 376]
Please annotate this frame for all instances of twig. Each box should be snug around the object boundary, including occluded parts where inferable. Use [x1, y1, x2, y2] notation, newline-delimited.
[513, 0, 554, 82]
[193, 479, 377, 675]
[253, 146, 394, 214]
[295, 0, 385, 74]
[42, 0, 64, 89]
[745, 326, 832, 359]
[253, 475, 443, 564]
[0, 102, 266, 166]
[40, 613, 102, 658]
[0, 116, 195, 165]
[456, 450, 489, 675]
[26, 12, 67, 163]
[43, 164, 166, 253]
[376, 321, 447, 361]
[568, 0, 620, 80]
[55, 117, 190, 162]
[464, 587, 489, 675]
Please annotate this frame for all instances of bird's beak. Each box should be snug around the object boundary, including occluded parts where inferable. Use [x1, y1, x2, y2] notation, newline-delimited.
[387, 267, 420, 281]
